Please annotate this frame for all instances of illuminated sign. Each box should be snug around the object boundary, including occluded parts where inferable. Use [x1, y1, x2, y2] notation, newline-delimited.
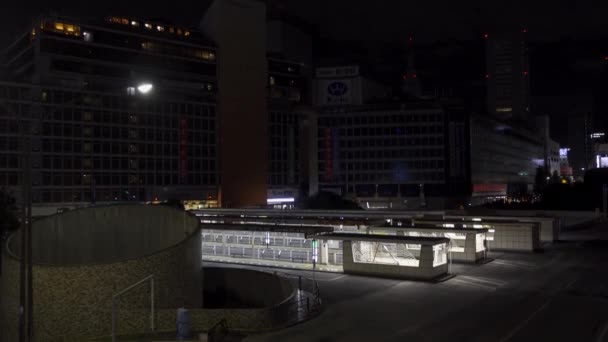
[266, 197, 295, 204]
[591, 133, 605, 139]
[559, 148, 570, 157]
[327, 81, 348, 96]
[472, 184, 507, 194]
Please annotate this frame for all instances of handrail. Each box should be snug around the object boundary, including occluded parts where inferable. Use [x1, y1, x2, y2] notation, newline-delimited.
[111, 274, 155, 342]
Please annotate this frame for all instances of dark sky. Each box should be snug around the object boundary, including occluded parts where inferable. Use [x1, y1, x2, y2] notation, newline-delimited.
[2, 0, 608, 48]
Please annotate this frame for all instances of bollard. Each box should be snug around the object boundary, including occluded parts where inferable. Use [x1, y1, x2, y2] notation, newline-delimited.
[176, 308, 190, 340]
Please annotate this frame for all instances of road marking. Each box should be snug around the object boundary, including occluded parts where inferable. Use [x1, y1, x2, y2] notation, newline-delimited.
[450, 278, 500, 291]
[498, 298, 552, 342]
[318, 275, 347, 282]
[492, 259, 536, 269]
[458, 275, 506, 287]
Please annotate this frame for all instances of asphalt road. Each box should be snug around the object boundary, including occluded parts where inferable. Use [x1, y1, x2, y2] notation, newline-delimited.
[229, 224, 608, 342]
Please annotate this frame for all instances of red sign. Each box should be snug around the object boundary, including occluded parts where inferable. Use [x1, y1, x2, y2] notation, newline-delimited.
[179, 118, 188, 177]
[560, 165, 573, 177]
[472, 184, 507, 194]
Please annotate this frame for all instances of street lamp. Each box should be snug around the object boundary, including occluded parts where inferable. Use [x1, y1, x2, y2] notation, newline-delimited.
[127, 83, 154, 96]
[137, 83, 153, 94]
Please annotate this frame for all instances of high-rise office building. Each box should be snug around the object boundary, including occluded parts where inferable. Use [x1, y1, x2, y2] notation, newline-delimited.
[312, 64, 545, 209]
[0, 14, 219, 213]
[484, 31, 530, 121]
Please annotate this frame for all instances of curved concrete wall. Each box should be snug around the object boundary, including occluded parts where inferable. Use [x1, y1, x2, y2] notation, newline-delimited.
[202, 267, 294, 309]
[1, 205, 202, 341]
[9, 205, 198, 264]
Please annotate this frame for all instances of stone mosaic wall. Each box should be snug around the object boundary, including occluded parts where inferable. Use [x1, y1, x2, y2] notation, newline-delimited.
[0, 206, 202, 341]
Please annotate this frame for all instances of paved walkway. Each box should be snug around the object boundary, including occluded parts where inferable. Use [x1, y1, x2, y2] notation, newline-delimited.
[239, 222, 608, 342]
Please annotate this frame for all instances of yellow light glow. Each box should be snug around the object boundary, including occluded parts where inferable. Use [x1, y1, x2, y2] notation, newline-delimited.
[54, 22, 64, 30]
[65, 25, 75, 32]
[561, 179, 567, 184]
[184, 30, 190, 36]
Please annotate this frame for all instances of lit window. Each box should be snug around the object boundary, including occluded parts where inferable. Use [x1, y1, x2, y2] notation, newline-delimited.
[54, 22, 64, 30]
[184, 30, 190, 36]
[168, 27, 175, 33]
[121, 18, 129, 25]
[144, 23, 152, 29]
[177, 28, 182, 35]
[156, 25, 165, 32]
[131, 21, 139, 27]
[496, 107, 513, 113]
[269, 76, 275, 86]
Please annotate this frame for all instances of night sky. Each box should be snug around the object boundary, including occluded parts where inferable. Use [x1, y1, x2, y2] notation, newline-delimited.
[2, 0, 608, 48]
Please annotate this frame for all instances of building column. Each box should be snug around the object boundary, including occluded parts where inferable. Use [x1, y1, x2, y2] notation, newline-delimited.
[319, 241, 329, 265]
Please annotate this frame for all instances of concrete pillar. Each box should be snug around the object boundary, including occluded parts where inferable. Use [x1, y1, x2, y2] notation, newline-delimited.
[320, 241, 329, 265]
[341, 240, 354, 273]
[419, 245, 434, 269]
[464, 232, 476, 262]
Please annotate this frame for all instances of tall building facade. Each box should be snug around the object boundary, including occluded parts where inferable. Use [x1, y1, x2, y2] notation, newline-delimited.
[313, 65, 545, 209]
[485, 31, 530, 121]
[201, 0, 268, 208]
[1, 15, 219, 212]
[267, 56, 304, 207]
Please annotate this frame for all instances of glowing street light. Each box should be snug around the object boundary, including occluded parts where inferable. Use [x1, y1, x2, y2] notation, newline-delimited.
[137, 83, 153, 94]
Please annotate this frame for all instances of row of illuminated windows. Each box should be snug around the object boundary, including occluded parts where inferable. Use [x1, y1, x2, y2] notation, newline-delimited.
[40, 140, 216, 158]
[320, 159, 444, 171]
[319, 112, 444, 126]
[38, 188, 146, 203]
[338, 148, 444, 159]
[37, 90, 215, 115]
[319, 137, 444, 149]
[39, 124, 215, 142]
[40, 39, 217, 76]
[332, 125, 444, 137]
[40, 108, 216, 126]
[37, 156, 216, 172]
[321, 172, 444, 183]
[0, 94, 215, 121]
[38, 172, 216, 187]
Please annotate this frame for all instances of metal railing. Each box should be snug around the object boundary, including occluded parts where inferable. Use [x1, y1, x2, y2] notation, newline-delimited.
[270, 272, 322, 327]
[111, 274, 155, 342]
[208, 318, 228, 342]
